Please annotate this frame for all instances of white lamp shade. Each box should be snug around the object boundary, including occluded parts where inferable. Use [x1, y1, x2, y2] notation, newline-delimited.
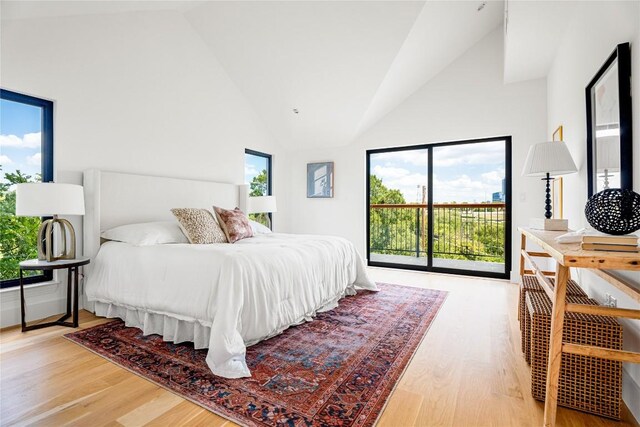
[16, 183, 85, 216]
[248, 195, 277, 213]
[522, 141, 578, 177]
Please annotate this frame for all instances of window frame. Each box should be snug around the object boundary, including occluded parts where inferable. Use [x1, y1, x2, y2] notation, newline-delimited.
[1, 88, 54, 289]
[244, 148, 273, 227]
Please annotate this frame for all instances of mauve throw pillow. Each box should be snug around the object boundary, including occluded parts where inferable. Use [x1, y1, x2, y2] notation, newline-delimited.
[213, 207, 254, 243]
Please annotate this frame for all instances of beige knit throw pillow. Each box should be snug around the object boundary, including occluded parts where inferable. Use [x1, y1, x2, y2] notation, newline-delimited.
[170, 208, 228, 244]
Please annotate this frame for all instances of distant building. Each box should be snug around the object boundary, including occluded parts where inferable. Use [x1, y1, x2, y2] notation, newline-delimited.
[491, 178, 506, 202]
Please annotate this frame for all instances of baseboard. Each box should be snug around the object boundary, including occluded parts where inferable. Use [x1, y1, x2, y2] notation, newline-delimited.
[0, 281, 65, 328]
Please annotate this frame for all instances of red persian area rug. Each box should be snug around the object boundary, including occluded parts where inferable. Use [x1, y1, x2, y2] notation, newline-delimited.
[65, 283, 447, 427]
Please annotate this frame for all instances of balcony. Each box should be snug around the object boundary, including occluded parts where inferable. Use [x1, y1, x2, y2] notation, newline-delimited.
[369, 203, 506, 274]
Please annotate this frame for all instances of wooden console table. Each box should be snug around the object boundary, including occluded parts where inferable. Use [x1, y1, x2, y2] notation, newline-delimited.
[518, 227, 640, 427]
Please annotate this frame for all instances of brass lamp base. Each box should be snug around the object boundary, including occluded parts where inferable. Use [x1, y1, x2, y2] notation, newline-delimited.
[37, 215, 77, 261]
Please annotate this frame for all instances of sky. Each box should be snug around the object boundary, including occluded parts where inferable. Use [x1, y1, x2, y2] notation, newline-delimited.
[0, 99, 43, 181]
[244, 152, 268, 185]
[370, 140, 506, 203]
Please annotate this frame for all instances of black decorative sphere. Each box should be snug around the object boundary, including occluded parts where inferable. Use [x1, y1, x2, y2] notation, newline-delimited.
[585, 189, 640, 235]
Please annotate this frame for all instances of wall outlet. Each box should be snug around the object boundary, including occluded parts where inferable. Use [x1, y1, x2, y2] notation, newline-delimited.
[603, 293, 617, 308]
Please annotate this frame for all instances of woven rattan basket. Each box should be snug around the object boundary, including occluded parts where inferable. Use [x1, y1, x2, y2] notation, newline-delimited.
[523, 293, 594, 364]
[519, 275, 586, 355]
[525, 291, 622, 420]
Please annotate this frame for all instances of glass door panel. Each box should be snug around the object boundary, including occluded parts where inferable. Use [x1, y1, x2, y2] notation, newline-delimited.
[431, 140, 508, 275]
[368, 148, 429, 268]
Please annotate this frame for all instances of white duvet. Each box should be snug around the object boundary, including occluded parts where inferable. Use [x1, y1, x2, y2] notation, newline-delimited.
[85, 233, 377, 378]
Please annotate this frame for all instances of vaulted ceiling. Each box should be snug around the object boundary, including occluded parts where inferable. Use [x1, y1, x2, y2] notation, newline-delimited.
[184, 1, 504, 149]
[503, 1, 578, 83]
[1, 0, 506, 149]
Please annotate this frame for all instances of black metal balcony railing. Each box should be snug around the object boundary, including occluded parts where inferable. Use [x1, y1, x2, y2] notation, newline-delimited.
[370, 203, 506, 263]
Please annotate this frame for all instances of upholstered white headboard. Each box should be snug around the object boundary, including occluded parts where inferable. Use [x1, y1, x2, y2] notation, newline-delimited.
[83, 169, 248, 261]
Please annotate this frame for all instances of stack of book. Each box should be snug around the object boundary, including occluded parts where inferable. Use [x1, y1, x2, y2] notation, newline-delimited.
[581, 234, 640, 252]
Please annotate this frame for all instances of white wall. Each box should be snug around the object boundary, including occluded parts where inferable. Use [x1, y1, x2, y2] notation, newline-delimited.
[546, 1, 640, 420]
[0, 10, 288, 327]
[289, 27, 547, 282]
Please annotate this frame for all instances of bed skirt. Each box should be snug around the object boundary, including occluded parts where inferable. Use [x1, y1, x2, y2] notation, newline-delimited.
[94, 301, 213, 349]
[92, 287, 356, 352]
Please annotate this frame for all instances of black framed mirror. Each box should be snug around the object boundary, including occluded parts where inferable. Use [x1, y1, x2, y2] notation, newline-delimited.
[586, 42, 632, 197]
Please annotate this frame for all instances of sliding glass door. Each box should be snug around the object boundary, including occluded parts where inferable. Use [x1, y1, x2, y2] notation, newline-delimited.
[366, 136, 511, 279]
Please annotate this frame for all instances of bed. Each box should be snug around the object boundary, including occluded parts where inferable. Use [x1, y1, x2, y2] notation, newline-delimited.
[82, 170, 376, 378]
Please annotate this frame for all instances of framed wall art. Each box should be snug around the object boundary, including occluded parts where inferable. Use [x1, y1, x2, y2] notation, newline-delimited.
[551, 125, 564, 219]
[307, 162, 334, 198]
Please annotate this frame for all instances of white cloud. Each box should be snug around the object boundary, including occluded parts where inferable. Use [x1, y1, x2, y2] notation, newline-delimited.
[443, 174, 484, 190]
[481, 169, 505, 183]
[371, 151, 427, 201]
[372, 149, 428, 167]
[0, 132, 42, 149]
[433, 173, 502, 203]
[371, 142, 504, 169]
[23, 133, 42, 148]
[374, 170, 505, 203]
[0, 155, 12, 164]
[378, 172, 429, 203]
[244, 163, 258, 177]
[372, 165, 410, 180]
[433, 141, 505, 168]
[0, 135, 22, 147]
[26, 152, 41, 166]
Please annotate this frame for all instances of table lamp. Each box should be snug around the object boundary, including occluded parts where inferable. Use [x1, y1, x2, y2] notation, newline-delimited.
[522, 141, 577, 230]
[248, 195, 277, 229]
[15, 183, 85, 261]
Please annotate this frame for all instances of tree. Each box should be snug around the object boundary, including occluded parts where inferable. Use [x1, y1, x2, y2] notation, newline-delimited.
[249, 170, 269, 226]
[250, 170, 268, 197]
[369, 175, 418, 256]
[0, 167, 42, 280]
[369, 175, 405, 204]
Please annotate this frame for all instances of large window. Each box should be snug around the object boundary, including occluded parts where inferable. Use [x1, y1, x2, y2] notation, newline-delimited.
[244, 149, 272, 227]
[0, 89, 53, 288]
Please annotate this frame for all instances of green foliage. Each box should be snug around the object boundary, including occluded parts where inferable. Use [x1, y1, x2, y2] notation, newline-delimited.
[432, 208, 504, 262]
[369, 175, 405, 204]
[0, 167, 42, 281]
[249, 169, 269, 227]
[248, 212, 269, 228]
[250, 169, 268, 197]
[369, 174, 505, 264]
[369, 175, 416, 256]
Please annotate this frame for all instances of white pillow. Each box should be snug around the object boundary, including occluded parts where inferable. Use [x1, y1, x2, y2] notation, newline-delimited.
[101, 221, 189, 246]
[249, 220, 273, 234]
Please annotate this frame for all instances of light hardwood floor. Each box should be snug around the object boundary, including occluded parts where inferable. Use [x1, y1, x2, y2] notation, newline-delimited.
[1, 267, 638, 427]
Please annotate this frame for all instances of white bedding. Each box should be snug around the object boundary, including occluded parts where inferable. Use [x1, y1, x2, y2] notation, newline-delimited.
[85, 233, 377, 378]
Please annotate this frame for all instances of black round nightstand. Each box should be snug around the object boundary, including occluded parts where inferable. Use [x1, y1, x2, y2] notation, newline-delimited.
[19, 257, 90, 332]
